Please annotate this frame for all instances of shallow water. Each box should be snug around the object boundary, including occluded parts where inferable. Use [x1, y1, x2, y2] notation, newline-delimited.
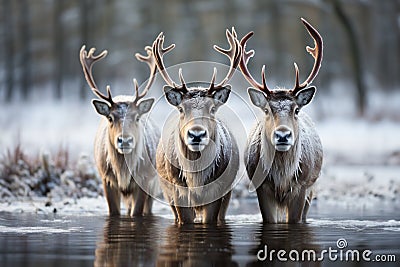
[0, 201, 399, 267]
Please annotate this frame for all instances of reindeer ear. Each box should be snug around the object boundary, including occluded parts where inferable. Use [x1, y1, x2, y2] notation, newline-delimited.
[164, 85, 183, 106]
[211, 85, 231, 105]
[92, 99, 111, 116]
[248, 88, 268, 109]
[137, 98, 154, 115]
[295, 86, 316, 108]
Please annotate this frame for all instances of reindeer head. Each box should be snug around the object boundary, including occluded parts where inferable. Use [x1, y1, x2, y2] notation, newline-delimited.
[80, 45, 156, 154]
[164, 81, 231, 152]
[153, 30, 241, 152]
[239, 18, 323, 152]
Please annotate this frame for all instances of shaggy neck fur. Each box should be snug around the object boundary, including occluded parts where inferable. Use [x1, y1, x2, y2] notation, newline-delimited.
[106, 122, 146, 191]
[260, 123, 302, 191]
[175, 123, 224, 188]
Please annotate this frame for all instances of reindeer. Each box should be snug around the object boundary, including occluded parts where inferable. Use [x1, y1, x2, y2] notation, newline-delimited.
[79, 45, 159, 216]
[238, 18, 323, 223]
[154, 29, 241, 224]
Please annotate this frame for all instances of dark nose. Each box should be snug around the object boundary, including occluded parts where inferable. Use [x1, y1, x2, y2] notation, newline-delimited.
[187, 129, 207, 143]
[274, 130, 292, 144]
[117, 136, 134, 147]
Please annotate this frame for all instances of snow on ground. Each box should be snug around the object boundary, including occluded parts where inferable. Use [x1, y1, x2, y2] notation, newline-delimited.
[318, 118, 400, 165]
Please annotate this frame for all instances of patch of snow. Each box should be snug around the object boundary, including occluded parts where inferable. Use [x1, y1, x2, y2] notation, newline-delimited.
[0, 225, 84, 234]
[318, 118, 400, 165]
[226, 214, 262, 223]
[308, 219, 400, 232]
[316, 165, 400, 205]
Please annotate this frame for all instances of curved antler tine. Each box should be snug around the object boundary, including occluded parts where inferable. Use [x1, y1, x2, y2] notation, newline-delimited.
[293, 18, 323, 93]
[136, 46, 157, 75]
[239, 32, 255, 64]
[293, 63, 300, 91]
[178, 68, 187, 92]
[210, 67, 217, 85]
[79, 45, 113, 105]
[132, 79, 140, 104]
[105, 85, 113, 103]
[231, 27, 237, 39]
[152, 32, 177, 88]
[213, 27, 242, 88]
[160, 36, 175, 54]
[213, 28, 234, 55]
[80, 45, 87, 62]
[208, 67, 218, 91]
[238, 32, 271, 93]
[134, 44, 158, 103]
[91, 85, 113, 105]
[261, 65, 269, 90]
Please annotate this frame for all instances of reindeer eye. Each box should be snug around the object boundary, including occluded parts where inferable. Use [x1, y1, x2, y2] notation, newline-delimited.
[107, 116, 113, 123]
[135, 115, 140, 122]
[210, 107, 216, 115]
[294, 108, 300, 116]
[177, 107, 183, 113]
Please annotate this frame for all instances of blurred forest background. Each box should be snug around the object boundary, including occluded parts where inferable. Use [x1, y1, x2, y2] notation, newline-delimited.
[0, 0, 399, 118]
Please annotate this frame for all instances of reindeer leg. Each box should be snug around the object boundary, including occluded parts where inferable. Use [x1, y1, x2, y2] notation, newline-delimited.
[218, 192, 232, 223]
[132, 186, 146, 216]
[103, 178, 121, 216]
[202, 198, 223, 224]
[301, 190, 313, 223]
[162, 190, 178, 221]
[175, 206, 195, 224]
[171, 205, 179, 222]
[288, 187, 306, 223]
[143, 195, 153, 216]
[257, 185, 277, 223]
[172, 191, 195, 224]
[122, 195, 133, 216]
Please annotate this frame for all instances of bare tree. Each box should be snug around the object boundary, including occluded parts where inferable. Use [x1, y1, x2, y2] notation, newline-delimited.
[18, 0, 32, 100]
[53, 0, 64, 99]
[79, 0, 91, 100]
[330, 0, 366, 116]
[3, 0, 14, 101]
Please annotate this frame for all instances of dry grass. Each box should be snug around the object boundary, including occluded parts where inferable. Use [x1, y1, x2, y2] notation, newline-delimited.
[0, 141, 102, 201]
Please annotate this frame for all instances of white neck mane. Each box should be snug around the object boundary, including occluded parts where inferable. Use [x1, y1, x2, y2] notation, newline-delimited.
[106, 122, 146, 190]
[175, 123, 225, 188]
[259, 123, 302, 190]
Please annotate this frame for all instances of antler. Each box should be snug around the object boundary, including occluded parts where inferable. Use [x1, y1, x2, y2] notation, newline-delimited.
[151, 32, 183, 89]
[79, 45, 114, 105]
[239, 19, 323, 95]
[238, 32, 272, 94]
[133, 45, 157, 104]
[211, 27, 242, 90]
[292, 18, 323, 95]
[153, 29, 241, 92]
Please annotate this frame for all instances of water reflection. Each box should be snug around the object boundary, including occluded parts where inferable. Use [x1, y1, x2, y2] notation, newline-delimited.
[247, 223, 321, 267]
[91, 209, 400, 266]
[94, 215, 238, 266]
[1, 207, 399, 266]
[157, 223, 237, 266]
[95, 216, 161, 267]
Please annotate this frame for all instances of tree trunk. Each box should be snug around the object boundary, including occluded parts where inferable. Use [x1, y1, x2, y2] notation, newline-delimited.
[19, 0, 32, 100]
[53, 0, 64, 99]
[80, 0, 90, 100]
[331, 0, 366, 116]
[3, 0, 14, 101]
